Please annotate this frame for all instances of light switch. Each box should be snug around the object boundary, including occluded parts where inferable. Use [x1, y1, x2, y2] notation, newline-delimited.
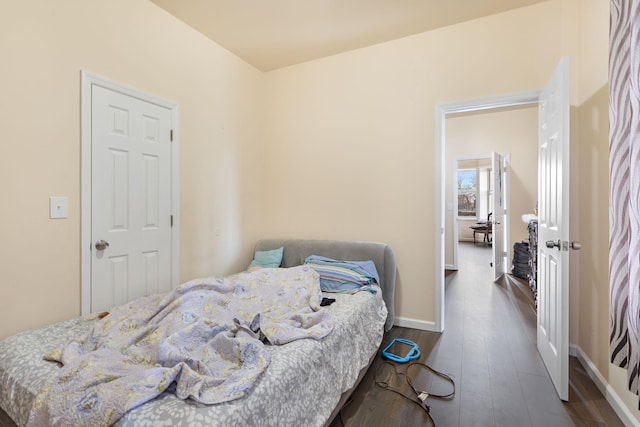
[50, 196, 68, 219]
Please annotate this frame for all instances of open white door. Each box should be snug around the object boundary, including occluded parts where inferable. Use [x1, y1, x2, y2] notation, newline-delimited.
[491, 152, 506, 280]
[537, 57, 572, 401]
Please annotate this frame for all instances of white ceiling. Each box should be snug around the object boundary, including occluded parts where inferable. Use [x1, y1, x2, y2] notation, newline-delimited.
[150, 0, 547, 71]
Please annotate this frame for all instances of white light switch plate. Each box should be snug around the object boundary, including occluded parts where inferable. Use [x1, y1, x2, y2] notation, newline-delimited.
[50, 196, 68, 219]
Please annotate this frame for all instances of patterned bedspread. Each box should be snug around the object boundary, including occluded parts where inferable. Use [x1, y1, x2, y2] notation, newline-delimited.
[0, 268, 386, 427]
[25, 266, 333, 427]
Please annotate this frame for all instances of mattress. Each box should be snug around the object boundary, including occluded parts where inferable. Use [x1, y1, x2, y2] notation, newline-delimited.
[0, 289, 386, 427]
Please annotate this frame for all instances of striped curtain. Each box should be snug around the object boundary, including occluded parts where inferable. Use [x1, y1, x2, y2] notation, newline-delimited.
[609, 0, 640, 400]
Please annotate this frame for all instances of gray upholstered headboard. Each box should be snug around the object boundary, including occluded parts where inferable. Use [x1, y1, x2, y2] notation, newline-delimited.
[254, 239, 396, 332]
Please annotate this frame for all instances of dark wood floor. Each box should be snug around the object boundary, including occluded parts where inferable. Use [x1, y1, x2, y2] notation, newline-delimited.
[331, 242, 624, 427]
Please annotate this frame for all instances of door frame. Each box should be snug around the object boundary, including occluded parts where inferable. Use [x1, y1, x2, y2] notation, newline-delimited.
[451, 154, 493, 270]
[80, 71, 180, 315]
[435, 90, 540, 332]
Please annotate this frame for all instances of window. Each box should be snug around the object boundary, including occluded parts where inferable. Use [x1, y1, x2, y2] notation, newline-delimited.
[457, 169, 478, 217]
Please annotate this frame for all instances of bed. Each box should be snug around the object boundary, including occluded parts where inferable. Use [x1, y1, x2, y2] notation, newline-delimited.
[0, 239, 396, 427]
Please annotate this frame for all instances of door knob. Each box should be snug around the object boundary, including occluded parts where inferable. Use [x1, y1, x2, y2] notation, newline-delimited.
[546, 240, 561, 249]
[570, 241, 581, 250]
[95, 240, 110, 250]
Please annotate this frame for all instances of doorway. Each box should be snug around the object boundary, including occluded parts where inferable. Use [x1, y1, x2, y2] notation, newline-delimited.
[434, 90, 540, 332]
[80, 71, 181, 315]
[436, 59, 571, 402]
[452, 156, 494, 267]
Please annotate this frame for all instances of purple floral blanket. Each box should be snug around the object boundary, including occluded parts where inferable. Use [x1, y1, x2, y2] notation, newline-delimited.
[27, 266, 333, 427]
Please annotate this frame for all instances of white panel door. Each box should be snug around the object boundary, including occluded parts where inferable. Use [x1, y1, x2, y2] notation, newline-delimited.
[537, 57, 570, 401]
[492, 152, 506, 280]
[91, 85, 173, 313]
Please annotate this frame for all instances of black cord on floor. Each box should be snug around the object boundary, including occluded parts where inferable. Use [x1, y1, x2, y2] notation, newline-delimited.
[373, 361, 455, 427]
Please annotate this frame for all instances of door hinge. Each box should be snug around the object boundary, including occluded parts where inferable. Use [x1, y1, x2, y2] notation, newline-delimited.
[171, 215, 173, 227]
[170, 129, 174, 142]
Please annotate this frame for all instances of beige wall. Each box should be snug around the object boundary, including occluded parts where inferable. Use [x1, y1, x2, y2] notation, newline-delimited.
[445, 107, 538, 263]
[264, 2, 561, 327]
[0, 0, 266, 339]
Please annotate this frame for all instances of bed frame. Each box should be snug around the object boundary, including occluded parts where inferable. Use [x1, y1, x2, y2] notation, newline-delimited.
[254, 239, 396, 332]
[0, 239, 396, 427]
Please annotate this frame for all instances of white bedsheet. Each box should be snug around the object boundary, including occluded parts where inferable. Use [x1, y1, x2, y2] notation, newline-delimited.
[0, 286, 386, 427]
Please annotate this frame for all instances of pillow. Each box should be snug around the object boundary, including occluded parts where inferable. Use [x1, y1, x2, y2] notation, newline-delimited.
[248, 247, 284, 271]
[304, 255, 380, 294]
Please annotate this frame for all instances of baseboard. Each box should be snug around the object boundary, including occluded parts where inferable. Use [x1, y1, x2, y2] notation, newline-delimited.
[568, 343, 579, 358]
[571, 343, 638, 427]
[394, 316, 439, 332]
